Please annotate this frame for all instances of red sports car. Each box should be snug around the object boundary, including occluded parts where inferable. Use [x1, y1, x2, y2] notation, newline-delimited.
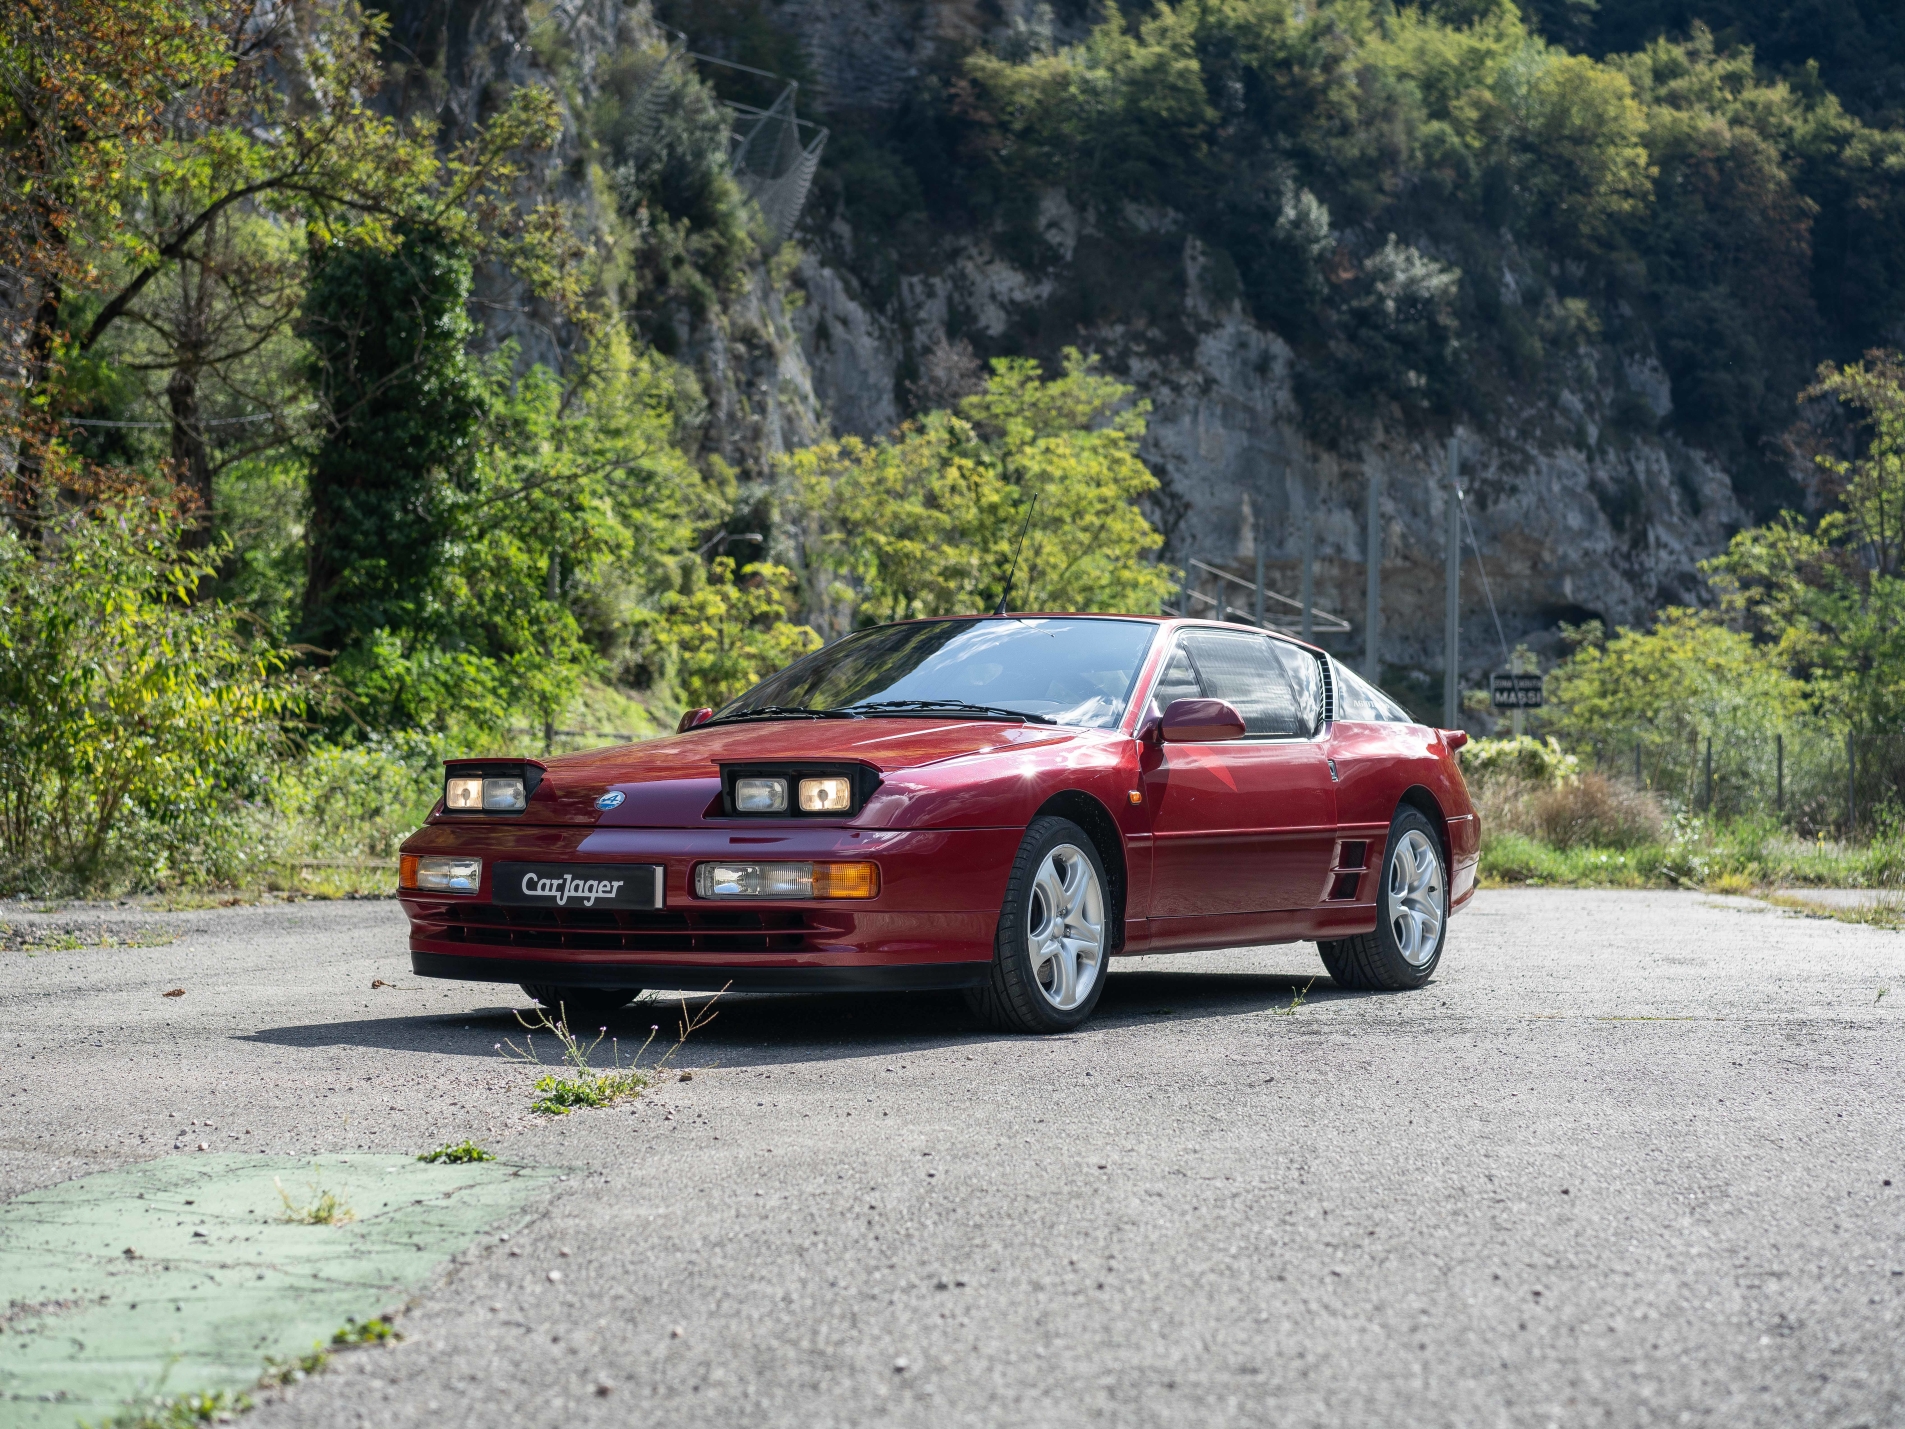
[399, 615, 1479, 1033]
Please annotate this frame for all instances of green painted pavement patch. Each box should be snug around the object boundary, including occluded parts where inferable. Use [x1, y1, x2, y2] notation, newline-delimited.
[1, 1153, 561, 1428]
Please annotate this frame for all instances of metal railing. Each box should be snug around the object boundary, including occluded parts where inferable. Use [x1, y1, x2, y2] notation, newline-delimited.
[1165, 557, 1351, 639]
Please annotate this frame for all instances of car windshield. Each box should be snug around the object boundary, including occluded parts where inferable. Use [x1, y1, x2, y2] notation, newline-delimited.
[715, 618, 1160, 729]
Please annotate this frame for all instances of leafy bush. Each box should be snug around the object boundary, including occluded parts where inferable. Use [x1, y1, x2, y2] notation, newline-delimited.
[1541, 609, 1808, 814]
[270, 737, 445, 864]
[1461, 735, 1580, 788]
[1480, 810, 1905, 888]
[0, 506, 308, 893]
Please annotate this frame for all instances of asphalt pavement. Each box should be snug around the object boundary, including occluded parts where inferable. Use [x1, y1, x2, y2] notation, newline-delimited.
[3, 889, 1902, 1428]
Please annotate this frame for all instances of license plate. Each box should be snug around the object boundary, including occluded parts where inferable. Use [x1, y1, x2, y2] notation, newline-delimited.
[493, 863, 663, 910]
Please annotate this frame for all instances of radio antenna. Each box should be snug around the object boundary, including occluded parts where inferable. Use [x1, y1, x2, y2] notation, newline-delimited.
[994, 493, 1038, 616]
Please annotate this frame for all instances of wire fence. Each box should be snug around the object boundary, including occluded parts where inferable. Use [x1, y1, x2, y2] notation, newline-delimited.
[1587, 726, 1905, 835]
[630, 36, 829, 247]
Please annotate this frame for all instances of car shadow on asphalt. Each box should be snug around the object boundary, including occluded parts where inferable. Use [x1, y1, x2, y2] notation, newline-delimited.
[239, 968, 1369, 1069]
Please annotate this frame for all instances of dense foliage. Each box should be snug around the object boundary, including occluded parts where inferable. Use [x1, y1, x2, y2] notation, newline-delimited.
[0, 504, 307, 886]
[790, 0, 1905, 510]
[1531, 347, 1905, 827]
[790, 352, 1175, 626]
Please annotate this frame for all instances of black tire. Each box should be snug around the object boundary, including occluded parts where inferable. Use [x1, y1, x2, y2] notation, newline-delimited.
[965, 816, 1112, 1034]
[519, 984, 639, 1028]
[1318, 806, 1448, 991]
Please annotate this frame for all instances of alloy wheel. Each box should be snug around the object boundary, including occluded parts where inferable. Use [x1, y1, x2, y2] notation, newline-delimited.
[1386, 828, 1444, 967]
[1026, 843, 1105, 1011]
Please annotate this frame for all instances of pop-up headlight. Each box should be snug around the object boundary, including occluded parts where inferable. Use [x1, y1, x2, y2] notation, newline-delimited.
[719, 764, 877, 818]
[441, 762, 542, 815]
[734, 776, 788, 812]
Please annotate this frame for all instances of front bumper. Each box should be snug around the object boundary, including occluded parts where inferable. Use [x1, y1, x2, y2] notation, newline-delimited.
[409, 951, 991, 993]
[399, 823, 1012, 982]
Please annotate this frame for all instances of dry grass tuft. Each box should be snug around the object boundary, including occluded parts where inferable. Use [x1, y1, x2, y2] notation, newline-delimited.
[1476, 772, 1665, 849]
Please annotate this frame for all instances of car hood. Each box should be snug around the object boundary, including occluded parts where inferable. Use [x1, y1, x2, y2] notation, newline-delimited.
[453, 718, 1088, 826]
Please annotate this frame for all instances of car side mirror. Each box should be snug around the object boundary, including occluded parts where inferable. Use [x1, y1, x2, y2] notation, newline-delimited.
[1441, 728, 1469, 751]
[1160, 698, 1247, 743]
[677, 706, 713, 733]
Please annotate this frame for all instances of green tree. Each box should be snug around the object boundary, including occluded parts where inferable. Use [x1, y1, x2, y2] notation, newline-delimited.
[1541, 610, 1806, 811]
[654, 557, 821, 710]
[298, 222, 484, 658]
[791, 350, 1174, 627]
[10, 0, 576, 543]
[0, 500, 307, 889]
[1706, 350, 1905, 811]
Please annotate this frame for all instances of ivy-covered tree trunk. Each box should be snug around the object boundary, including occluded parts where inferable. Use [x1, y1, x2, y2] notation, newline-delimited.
[298, 224, 481, 657]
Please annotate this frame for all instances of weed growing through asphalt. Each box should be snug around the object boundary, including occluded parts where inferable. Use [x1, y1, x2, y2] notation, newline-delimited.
[417, 1140, 494, 1163]
[500, 989, 725, 1115]
[1, 921, 177, 954]
[260, 1318, 398, 1389]
[274, 1173, 354, 1225]
[1765, 892, 1905, 931]
[86, 1387, 252, 1427]
[258, 1348, 328, 1389]
[92, 1317, 397, 1425]
[330, 1317, 398, 1347]
[1272, 978, 1316, 1016]
[1880, 988, 1891, 1005]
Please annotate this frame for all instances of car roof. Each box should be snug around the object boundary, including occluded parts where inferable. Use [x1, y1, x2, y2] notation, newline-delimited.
[864, 612, 1329, 657]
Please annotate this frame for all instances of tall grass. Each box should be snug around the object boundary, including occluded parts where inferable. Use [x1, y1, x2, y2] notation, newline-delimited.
[1481, 815, 1905, 890]
[1467, 736, 1905, 891]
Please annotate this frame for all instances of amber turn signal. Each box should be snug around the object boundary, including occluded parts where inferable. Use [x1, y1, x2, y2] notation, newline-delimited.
[811, 861, 880, 899]
[398, 853, 418, 889]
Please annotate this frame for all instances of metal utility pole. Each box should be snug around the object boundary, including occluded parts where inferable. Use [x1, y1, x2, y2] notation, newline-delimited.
[1443, 437, 1460, 729]
[1364, 467, 1382, 681]
[1253, 517, 1266, 628]
[1511, 648, 1527, 738]
[1299, 475, 1314, 645]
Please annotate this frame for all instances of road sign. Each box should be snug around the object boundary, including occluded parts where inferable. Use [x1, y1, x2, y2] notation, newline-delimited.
[1490, 672, 1544, 710]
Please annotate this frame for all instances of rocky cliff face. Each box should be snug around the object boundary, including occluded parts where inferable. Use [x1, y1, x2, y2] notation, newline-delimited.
[391, 0, 1749, 702]
[764, 0, 1749, 697]
[792, 198, 1743, 687]
[375, 0, 821, 481]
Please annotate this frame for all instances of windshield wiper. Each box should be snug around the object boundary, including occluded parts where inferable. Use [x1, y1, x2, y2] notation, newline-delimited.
[844, 699, 1057, 725]
[699, 705, 863, 727]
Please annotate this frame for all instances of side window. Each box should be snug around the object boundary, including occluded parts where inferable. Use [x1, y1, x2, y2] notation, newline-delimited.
[1148, 644, 1205, 716]
[1265, 639, 1323, 734]
[1331, 660, 1416, 725]
[1179, 631, 1312, 737]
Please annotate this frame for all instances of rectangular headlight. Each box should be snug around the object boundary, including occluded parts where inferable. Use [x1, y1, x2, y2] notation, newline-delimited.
[693, 861, 879, 900]
[402, 854, 481, 894]
[734, 776, 788, 813]
[798, 776, 853, 812]
[482, 776, 526, 811]
[445, 776, 483, 811]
